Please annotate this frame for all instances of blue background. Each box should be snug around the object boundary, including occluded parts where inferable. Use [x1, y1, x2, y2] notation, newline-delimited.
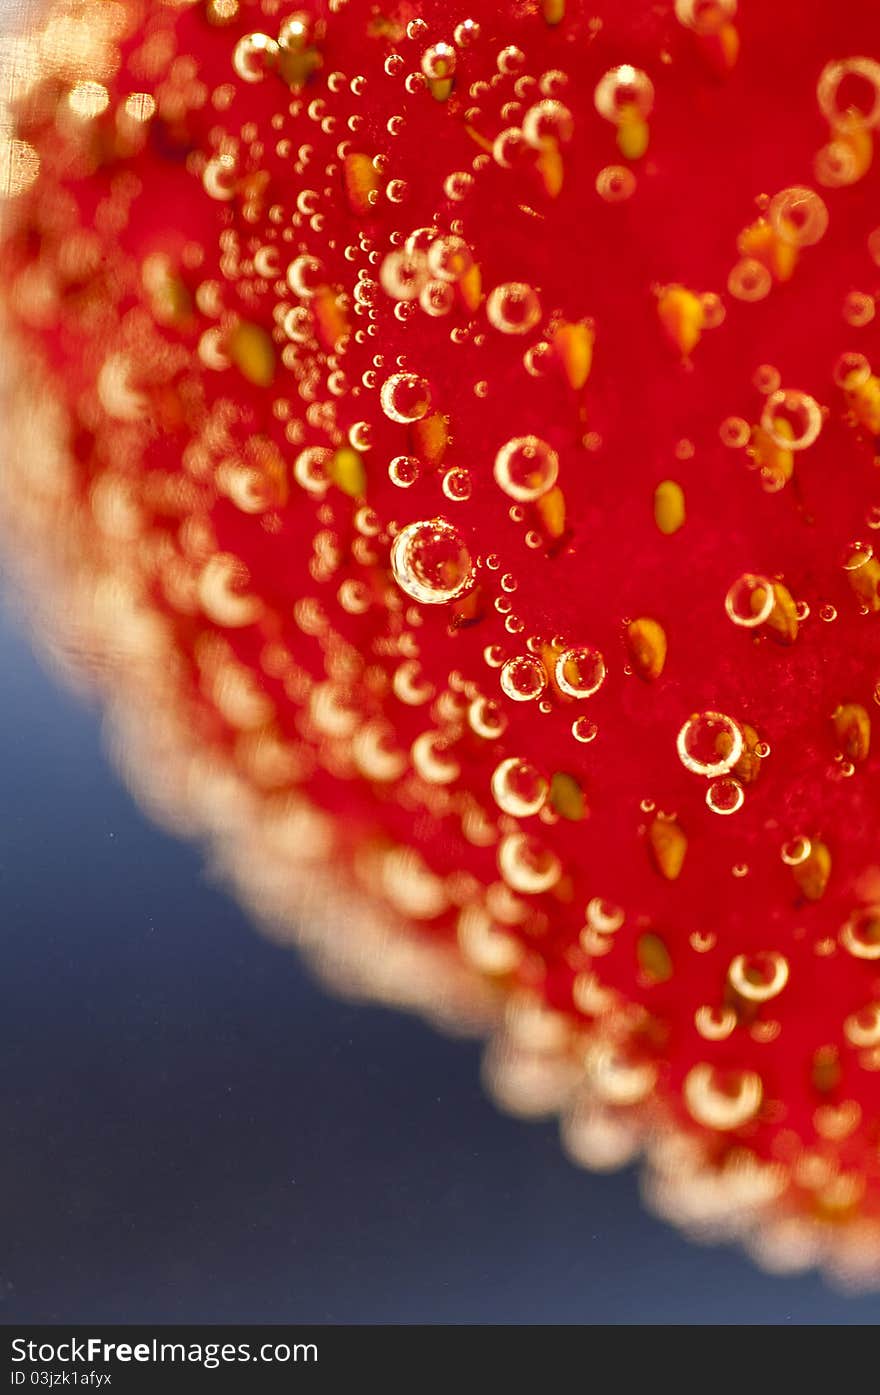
[1, 603, 878, 1324]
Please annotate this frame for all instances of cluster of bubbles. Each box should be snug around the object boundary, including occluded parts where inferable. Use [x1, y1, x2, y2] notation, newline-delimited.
[379, 232, 474, 320]
[815, 57, 880, 187]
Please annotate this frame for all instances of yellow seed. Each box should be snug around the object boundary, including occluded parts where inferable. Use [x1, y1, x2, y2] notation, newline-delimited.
[637, 932, 673, 983]
[846, 374, 880, 435]
[654, 479, 686, 535]
[536, 485, 566, 539]
[657, 285, 705, 356]
[428, 74, 454, 102]
[749, 419, 794, 487]
[733, 722, 762, 784]
[549, 771, 586, 821]
[536, 140, 564, 198]
[552, 321, 594, 391]
[792, 839, 831, 901]
[312, 285, 348, 351]
[328, 446, 366, 498]
[616, 105, 649, 160]
[149, 274, 192, 327]
[625, 617, 667, 681]
[458, 261, 483, 313]
[738, 219, 798, 282]
[228, 321, 276, 388]
[648, 816, 687, 880]
[763, 581, 799, 645]
[845, 551, 880, 611]
[542, 0, 565, 23]
[832, 703, 871, 762]
[812, 1045, 841, 1094]
[832, 121, 873, 183]
[277, 45, 322, 89]
[812, 1175, 864, 1221]
[410, 412, 448, 466]
[552, 873, 576, 903]
[450, 586, 484, 628]
[343, 152, 379, 215]
[697, 22, 740, 75]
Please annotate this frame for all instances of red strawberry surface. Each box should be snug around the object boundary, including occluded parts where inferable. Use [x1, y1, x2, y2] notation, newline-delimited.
[3, 0, 880, 1282]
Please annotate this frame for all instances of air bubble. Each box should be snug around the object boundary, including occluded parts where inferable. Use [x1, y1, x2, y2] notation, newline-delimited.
[753, 364, 781, 394]
[677, 711, 743, 777]
[390, 518, 474, 604]
[843, 291, 876, 327]
[442, 468, 472, 501]
[572, 716, 598, 743]
[523, 342, 552, 376]
[594, 65, 654, 121]
[492, 127, 525, 167]
[719, 417, 750, 449]
[389, 456, 420, 488]
[555, 646, 606, 698]
[421, 42, 457, 82]
[380, 372, 431, 423]
[586, 898, 625, 933]
[500, 655, 547, 702]
[427, 235, 473, 282]
[760, 389, 823, 451]
[833, 351, 872, 389]
[706, 777, 745, 815]
[497, 46, 526, 76]
[454, 19, 481, 47]
[420, 280, 455, 316]
[491, 757, 549, 817]
[728, 258, 771, 302]
[468, 695, 507, 739]
[497, 833, 561, 894]
[443, 171, 474, 201]
[840, 905, 880, 960]
[494, 435, 559, 501]
[817, 58, 880, 134]
[233, 32, 279, 83]
[768, 186, 828, 247]
[287, 254, 324, 298]
[725, 573, 775, 628]
[595, 165, 636, 202]
[841, 540, 873, 571]
[487, 282, 541, 335]
[294, 446, 332, 495]
[781, 836, 811, 866]
[379, 249, 427, 301]
[815, 140, 861, 189]
[522, 99, 574, 147]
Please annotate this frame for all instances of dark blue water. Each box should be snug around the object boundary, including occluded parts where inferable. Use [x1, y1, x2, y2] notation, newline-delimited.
[1, 604, 877, 1324]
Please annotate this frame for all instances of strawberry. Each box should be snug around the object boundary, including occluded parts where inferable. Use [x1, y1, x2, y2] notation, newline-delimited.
[3, 0, 880, 1283]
